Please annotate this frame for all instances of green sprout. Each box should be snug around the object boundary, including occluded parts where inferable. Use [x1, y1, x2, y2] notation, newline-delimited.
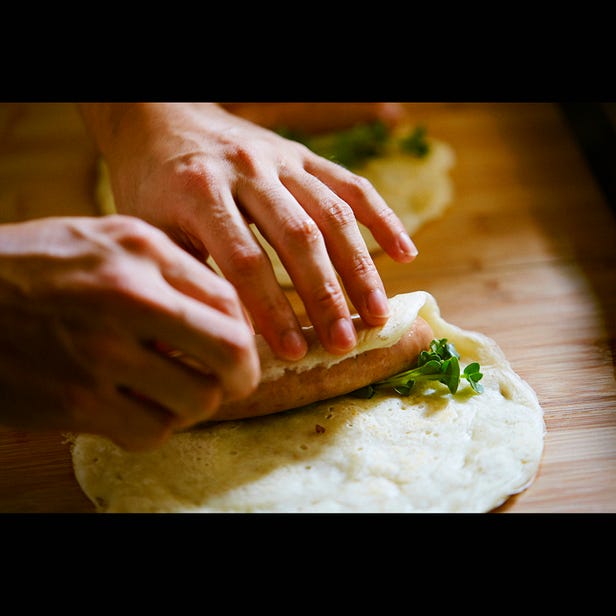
[351, 338, 484, 399]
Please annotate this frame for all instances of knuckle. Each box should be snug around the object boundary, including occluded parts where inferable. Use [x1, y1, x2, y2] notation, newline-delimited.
[322, 199, 356, 229]
[95, 258, 149, 306]
[175, 158, 221, 199]
[343, 172, 375, 198]
[283, 216, 321, 248]
[225, 244, 270, 280]
[229, 143, 262, 175]
[313, 279, 346, 310]
[95, 257, 130, 290]
[349, 250, 376, 278]
[104, 215, 159, 253]
[203, 140, 267, 178]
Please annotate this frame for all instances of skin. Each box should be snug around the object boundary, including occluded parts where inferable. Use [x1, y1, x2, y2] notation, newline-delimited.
[1, 103, 418, 451]
[79, 103, 418, 361]
[0, 215, 259, 451]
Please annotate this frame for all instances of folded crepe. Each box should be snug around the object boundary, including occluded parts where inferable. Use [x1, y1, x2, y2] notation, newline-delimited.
[70, 291, 545, 513]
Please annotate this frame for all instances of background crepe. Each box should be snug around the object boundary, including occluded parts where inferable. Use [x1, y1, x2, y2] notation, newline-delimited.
[70, 292, 545, 513]
[95, 125, 455, 287]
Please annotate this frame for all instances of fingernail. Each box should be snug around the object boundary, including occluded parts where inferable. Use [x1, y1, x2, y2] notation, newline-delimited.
[281, 328, 307, 360]
[398, 232, 418, 259]
[366, 288, 390, 319]
[329, 318, 357, 352]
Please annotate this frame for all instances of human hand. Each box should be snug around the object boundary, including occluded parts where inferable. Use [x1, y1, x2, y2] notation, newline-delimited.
[80, 103, 418, 361]
[0, 215, 259, 451]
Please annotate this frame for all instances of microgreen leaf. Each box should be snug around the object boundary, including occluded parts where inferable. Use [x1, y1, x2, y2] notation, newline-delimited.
[276, 122, 431, 169]
[393, 384, 413, 396]
[349, 338, 484, 399]
[277, 121, 390, 169]
[440, 356, 460, 394]
[350, 384, 377, 399]
[399, 125, 430, 158]
[463, 362, 484, 393]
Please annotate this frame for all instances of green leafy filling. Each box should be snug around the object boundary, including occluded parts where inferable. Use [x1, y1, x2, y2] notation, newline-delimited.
[276, 122, 431, 170]
[350, 338, 484, 399]
[399, 125, 430, 158]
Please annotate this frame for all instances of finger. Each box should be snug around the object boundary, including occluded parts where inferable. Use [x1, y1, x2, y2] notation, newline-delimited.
[303, 155, 419, 263]
[280, 171, 391, 327]
[71, 383, 177, 452]
[195, 190, 309, 362]
[142, 224, 248, 324]
[60, 318, 231, 449]
[237, 180, 358, 355]
[75, 324, 227, 433]
[115, 345, 224, 428]
[126, 281, 260, 401]
[93, 219, 260, 398]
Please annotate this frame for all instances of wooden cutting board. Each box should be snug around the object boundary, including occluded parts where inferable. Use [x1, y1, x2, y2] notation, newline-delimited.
[1, 102, 614, 512]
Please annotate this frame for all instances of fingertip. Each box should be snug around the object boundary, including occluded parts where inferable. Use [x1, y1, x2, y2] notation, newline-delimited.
[279, 328, 308, 361]
[365, 288, 391, 321]
[327, 317, 357, 354]
[396, 232, 419, 261]
[378, 102, 408, 128]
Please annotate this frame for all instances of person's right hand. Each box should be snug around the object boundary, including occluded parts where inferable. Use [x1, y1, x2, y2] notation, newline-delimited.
[0, 215, 260, 451]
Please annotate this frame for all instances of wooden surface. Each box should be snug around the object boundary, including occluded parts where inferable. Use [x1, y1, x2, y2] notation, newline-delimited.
[1, 102, 615, 513]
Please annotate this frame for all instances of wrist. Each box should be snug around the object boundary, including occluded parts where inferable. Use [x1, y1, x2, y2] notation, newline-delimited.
[79, 103, 150, 160]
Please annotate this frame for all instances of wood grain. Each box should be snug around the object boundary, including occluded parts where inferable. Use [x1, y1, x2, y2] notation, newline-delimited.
[1, 102, 614, 513]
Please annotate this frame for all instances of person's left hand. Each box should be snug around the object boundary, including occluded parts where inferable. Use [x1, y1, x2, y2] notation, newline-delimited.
[80, 103, 418, 362]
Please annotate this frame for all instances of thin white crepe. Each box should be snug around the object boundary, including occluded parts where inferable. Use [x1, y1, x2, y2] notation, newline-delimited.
[70, 291, 545, 513]
[95, 135, 455, 287]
